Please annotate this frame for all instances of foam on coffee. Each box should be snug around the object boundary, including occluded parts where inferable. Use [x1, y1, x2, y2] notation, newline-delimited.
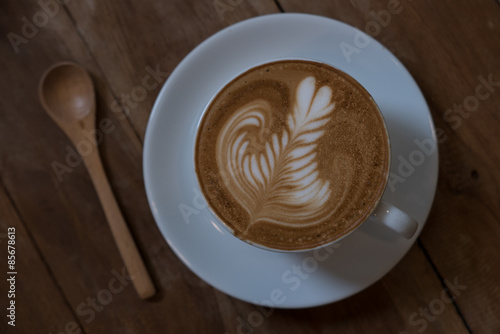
[195, 60, 390, 250]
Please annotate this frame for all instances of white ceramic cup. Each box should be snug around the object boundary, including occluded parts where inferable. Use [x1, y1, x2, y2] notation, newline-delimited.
[194, 59, 418, 252]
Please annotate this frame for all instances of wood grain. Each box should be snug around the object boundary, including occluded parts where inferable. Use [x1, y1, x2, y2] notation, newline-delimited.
[0, 0, 276, 332]
[214, 245, 470, 334]
[63, 0, 281, 140]
[0, 0, 498, 332]
[0, 183, 83, 334]
[277, 0, 500, 332]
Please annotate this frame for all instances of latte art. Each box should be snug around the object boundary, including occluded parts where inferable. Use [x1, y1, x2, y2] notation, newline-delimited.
[217, 77, 335, 229]
[195, 60, 390, 250]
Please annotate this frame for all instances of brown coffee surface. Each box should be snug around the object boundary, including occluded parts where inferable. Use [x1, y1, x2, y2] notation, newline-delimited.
[195, 60, 390, 250]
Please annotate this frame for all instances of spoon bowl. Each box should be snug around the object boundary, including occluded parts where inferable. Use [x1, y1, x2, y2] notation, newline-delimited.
[39, 62, 95, 123]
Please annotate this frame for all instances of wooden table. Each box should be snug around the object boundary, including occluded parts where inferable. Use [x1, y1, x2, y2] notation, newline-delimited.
[1, 0, 499, 333]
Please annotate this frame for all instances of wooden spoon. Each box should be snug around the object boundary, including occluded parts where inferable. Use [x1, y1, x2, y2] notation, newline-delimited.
[39, 62, 155, 299]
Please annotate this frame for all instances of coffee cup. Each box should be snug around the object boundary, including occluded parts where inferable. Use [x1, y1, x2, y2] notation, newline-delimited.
[194, 59, 418, 252]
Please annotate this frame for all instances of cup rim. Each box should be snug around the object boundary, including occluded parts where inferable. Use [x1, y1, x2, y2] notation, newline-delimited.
[192, 57, 391, 253]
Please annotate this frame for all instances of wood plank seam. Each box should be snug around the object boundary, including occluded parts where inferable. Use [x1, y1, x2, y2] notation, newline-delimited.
[273, 0, 285, 12]
[0, 178, 89, 334]
[417, 239, 473, 333]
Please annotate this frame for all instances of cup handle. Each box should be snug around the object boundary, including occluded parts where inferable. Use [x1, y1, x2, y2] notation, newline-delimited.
[370, 200, 418, 239]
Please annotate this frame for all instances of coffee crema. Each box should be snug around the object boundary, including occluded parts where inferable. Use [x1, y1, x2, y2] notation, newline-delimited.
[195, 60, 390, 250]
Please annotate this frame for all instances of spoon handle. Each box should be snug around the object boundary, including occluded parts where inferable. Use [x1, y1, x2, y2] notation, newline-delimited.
[83, 148, 156, 299]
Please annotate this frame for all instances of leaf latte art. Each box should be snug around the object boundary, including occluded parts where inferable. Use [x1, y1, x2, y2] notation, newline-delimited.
[195, 60, 390, 250]
[216, 77, 336, 229]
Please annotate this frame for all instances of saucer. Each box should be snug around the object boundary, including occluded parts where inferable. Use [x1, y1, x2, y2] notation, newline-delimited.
[143, 13, 438, 308]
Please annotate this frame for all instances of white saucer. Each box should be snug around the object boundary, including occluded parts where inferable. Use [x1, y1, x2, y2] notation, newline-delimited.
[144, 13, 438, 308]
